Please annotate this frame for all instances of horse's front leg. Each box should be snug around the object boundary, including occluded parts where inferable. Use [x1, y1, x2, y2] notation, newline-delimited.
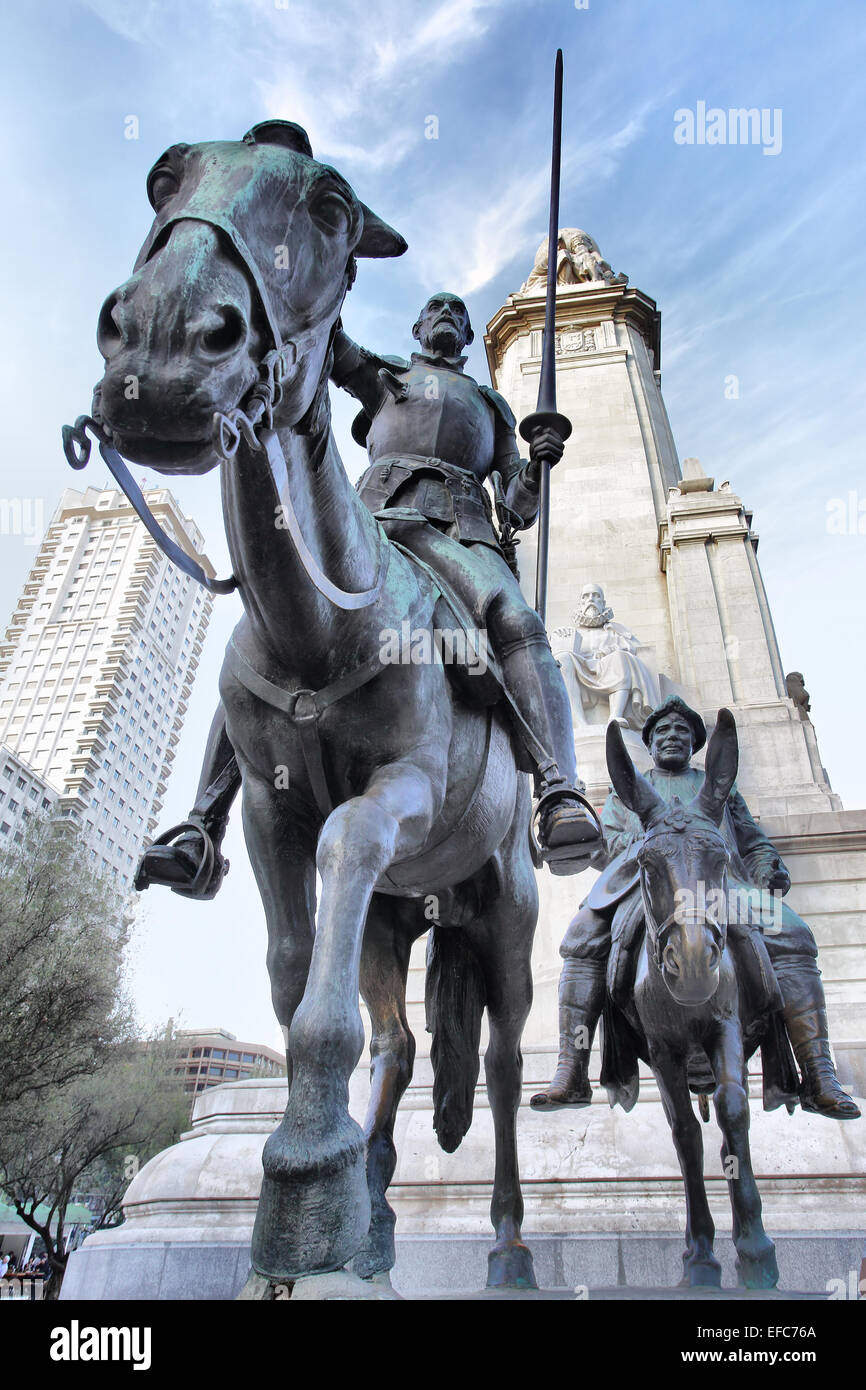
[649, 1043, 722, 1287]
[706, 1018, 778, 1289]
[251, 758, 439, 1282]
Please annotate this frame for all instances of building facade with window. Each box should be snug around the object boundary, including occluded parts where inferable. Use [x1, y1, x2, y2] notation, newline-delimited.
[0, 486, 214, 889]
[0, 744, 57, 845]
[172, 1028, 286, 1096]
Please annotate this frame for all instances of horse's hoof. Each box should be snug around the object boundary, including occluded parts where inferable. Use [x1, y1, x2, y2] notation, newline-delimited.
[250, 1118, 370, 1282]
[736, 1239, 779, 1290]
[487, 1241, 538, 1290]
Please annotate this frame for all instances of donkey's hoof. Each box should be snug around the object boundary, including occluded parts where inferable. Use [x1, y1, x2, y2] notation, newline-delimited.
[250, 1121, 371, 1281]
[487, 1240, 538, 1290]
[736, 1240, 779, 1290]
[681, 1252, 722, 1288]
[351, 1205, 396, 1281]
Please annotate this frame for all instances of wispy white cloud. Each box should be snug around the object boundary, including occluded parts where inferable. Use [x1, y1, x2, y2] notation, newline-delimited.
[408, 102, 658, 295]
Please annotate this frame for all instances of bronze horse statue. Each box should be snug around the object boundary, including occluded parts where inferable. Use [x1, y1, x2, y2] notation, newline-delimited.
[66, 121, 542, 1291]
[603, 713, 787, 1289]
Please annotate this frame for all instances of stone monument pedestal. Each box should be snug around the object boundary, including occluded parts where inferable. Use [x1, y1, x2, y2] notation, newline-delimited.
[60, 1064, 864, 1300]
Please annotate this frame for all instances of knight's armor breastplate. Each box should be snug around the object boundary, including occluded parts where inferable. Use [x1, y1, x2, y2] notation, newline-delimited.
[367, 363, 496, 481]
[358, 362, 501, 546]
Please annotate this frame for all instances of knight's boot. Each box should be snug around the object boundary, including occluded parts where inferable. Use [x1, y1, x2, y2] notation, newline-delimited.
[780, 970, 861, 1120]
[135, 755, 240, 900]
[499, 634, 603, 874]
[530, 959, 606, 1109]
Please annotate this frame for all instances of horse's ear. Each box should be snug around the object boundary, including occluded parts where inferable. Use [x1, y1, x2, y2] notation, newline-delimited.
[356, 203, 408, 258]
[243, 120, 314, 156]
[697, 707, 739, 825]
[606, 721, 663, 827]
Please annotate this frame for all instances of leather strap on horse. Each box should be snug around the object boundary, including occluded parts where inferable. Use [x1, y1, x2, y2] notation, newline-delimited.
[61, 416, 238, 595]
[262, 428, 390, 610]
[225, 638, 387, 819]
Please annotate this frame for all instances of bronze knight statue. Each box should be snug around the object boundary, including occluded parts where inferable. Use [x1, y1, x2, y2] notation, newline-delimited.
[531, 695, 860, 1121]
[137, 291, 602, 895]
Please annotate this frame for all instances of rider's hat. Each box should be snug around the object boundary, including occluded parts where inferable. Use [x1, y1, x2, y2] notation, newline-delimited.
[641, 695, 706, 753]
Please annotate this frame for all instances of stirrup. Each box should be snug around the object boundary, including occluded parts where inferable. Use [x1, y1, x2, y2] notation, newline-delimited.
[134, 820, 225, 900]
[530, 788, 603, 876]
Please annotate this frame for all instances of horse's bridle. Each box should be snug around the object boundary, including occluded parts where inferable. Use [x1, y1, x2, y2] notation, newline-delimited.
[62, 208, 387, 610]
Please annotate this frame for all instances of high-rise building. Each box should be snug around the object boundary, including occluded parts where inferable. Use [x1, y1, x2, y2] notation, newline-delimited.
[0, 486, 215, 890]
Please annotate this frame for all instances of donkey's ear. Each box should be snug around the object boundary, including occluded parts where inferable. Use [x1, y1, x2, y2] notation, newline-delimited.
[356, 203, 408, 258]
[606, 721, 664, 827]
[697, 707, 739, 825]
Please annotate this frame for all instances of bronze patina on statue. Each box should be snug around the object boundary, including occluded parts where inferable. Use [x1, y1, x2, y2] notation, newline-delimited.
[62, 90, 599, 1293]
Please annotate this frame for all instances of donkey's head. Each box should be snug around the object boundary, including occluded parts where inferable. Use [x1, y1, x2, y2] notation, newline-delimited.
[94, 120, 406, 474]
[606, 711, 739, 1006]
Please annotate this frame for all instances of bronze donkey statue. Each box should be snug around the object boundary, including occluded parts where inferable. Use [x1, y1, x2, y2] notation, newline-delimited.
[602, 713, 788, 1289]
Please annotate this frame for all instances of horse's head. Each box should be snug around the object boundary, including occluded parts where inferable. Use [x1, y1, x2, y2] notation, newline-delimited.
[94, 120, 406, 474]
[606, 711, 739, 1006]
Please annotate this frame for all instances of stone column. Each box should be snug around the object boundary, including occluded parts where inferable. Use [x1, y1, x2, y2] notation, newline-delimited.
[484, 278, 680, 681]
[660, 461, 840, 818]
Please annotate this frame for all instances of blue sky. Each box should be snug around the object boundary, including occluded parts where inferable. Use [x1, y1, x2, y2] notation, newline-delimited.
[1, 0, 864, 1046]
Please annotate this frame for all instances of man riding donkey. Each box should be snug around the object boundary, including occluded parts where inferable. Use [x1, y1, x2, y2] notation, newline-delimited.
[137, 289, 603, 894]
[530, 694, 860, 1121]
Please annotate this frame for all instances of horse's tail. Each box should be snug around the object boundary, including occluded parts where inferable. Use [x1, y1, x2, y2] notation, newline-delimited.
[425, 925, 486, 1153]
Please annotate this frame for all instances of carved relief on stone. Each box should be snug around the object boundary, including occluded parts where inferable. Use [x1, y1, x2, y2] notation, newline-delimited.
[519, 228, 628, 294]
[557, 325, 596, 354]
[550, 582, 660, 731]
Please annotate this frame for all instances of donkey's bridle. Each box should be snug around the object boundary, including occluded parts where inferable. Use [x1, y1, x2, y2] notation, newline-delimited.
[638, 827, 728, 969]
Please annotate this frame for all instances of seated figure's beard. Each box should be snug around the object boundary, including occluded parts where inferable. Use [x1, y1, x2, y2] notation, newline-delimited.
[577, 602, 606, 628]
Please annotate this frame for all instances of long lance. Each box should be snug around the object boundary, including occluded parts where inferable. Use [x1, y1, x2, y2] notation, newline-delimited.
[520, 48, 572, 624]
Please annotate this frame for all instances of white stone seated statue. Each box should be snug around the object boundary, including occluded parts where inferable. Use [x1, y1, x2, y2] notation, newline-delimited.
[550, 583, 660, 731]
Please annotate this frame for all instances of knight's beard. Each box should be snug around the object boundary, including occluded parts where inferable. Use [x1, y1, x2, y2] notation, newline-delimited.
[428, 323, 462, 356]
